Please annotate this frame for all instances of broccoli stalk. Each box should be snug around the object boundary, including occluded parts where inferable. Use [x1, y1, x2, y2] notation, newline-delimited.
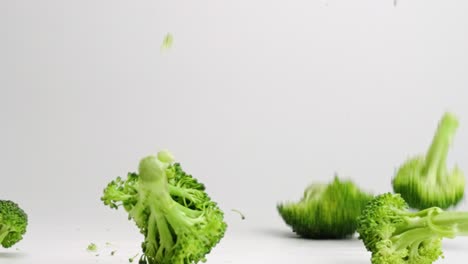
[133, 155, 206, 262]
[0, 225, 11, 243]
[102, 150, 226, 264]
[393, 112, 465, 209]
[424, 113, 459, 185]
[357, 193, 468, 264]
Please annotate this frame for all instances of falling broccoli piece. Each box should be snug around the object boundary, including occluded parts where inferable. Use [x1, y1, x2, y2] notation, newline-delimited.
[161, 33, 173, 51]
[111, 250, 116, 256]
[357, 193, 468, 264]
[87, 243, 98, 252]
[231, 209, 246, 220]
[102, 150, 227, 264]
[277, 176, 372, 239]
[393, 112, 465, 209]
[0, 200, 28, 248]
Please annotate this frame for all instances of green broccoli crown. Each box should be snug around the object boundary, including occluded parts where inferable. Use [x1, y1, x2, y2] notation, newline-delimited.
[393, 157, 464, 210]
[393, 112, 465, 209]
[357, 193, 468, 264]
[101, 150, 227, 264]
[277, 176, 372, 239]
[0, 200, 28, 248]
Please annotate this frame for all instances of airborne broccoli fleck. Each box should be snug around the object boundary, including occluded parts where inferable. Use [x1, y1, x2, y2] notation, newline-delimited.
[87, 243, 98, 252]
[161, 33, 174, 52]
[277, 176, 372, 239]
[0, 200, 28, 248]
[101, 150, 227, 264]
[393, 112, 465, 209]
[357, 193, 468, 264]
[231, 209, 245, 220]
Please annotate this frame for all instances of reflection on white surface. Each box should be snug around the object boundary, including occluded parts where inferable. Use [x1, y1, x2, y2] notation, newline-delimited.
[1, 225, 467, 263]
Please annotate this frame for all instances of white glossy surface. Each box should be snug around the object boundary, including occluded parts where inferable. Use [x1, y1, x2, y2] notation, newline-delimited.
[1, 225, 467, 263]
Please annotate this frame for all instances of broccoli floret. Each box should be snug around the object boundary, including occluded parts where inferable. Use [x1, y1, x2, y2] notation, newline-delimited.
[0, 200, 28, 248]
[101, 150, 227, 264]
[277, 176, 372, 239]
[393, 112, 465, 209]
[357, 193, 468, 264]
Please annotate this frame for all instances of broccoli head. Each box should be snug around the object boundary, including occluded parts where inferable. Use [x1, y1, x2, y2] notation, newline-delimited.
[357, 193, 468, 264]
[101, 150, 227, 264]
[393, 112, 465, 209]
[0, 200, 28, 248]
[277, 176, 372, 239]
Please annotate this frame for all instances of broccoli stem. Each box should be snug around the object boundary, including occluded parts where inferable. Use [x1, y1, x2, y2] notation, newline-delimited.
[394, 207, 438, 234]
[107, 191, 134, 202]
[424, 113, 458, 181]
[138, 156, 175, 212]
[154, 213, 174, 260]
[393, 208, 468, 240]
[144, 214, 159, 259]
[166, 205, 203, 229]
[137, 156, 176, 260]
[398, 210, 468, 237]
[392, 227, 438, 251]
[129, 201, 147, 229]
[432, 211, 468, 236]
[169, 185, 204, 206]
[0, 225, 10, 244]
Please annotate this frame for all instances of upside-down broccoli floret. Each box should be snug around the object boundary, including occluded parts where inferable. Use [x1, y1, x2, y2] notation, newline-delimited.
[393, 112, 465, 209]
[101, 150, 227, 264]
[277, 176, 372, 239]
[357, 193, 468, 264]
[0, 200, 28, 248]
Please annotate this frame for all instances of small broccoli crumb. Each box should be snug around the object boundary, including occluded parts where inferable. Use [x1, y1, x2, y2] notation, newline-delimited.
[87, 243, 98, 252]
[161, 33, 173, 51]
[111, 250, 116, 256]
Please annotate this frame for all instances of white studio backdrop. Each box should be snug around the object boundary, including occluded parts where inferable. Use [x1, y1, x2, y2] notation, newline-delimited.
[1, 0, 468, 255]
